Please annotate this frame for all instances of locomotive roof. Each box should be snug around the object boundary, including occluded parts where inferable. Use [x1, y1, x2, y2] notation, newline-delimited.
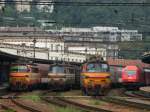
[84, 60, 108, 64]
[84, 55, 107, 64]
[125, 65, 139, 69]
[123, 65, 142, 70]
[87, 60, 107, 63]
[108, 58, 150, 68]
[50, 63, 77, 67]
[11, 63, 38, 66]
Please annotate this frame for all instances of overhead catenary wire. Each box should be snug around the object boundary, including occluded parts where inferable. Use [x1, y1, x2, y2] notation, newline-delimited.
[0, 1, 150, 6]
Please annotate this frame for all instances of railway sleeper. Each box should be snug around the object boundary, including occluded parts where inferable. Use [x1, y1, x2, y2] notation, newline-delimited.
[102, 97, 150, 111]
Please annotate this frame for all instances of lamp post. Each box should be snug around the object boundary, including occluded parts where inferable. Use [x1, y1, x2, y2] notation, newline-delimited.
[85, 48, 87, 61]
[31, 26, 37, 63]
[32, 38, 37, 61]
[32, 37, 37, 61]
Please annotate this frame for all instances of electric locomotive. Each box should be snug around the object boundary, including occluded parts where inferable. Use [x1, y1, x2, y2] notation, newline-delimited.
[48, 63, 80, 90]
[80, 56, 111, 95]
[122, 65, 145, 87]
[9, 63, 41, 91]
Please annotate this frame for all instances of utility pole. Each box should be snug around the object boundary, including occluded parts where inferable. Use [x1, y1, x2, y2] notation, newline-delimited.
[33, 38, 36, 62]
[33, 27, 37, 62]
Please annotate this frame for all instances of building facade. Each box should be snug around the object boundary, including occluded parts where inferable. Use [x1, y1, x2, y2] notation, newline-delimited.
[0, 0, 5, 10]
[0, 26, 143, 60]
[15, 0, 32, 12]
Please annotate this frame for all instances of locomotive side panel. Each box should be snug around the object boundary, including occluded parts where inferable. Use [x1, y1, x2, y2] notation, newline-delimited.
[48, 64, 78, 90]
[110, 66, 123, 84]
[144, 68, 150, 85]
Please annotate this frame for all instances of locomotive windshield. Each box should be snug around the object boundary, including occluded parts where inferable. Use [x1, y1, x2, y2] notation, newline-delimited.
[10, 65, 28, 72]
[49, 66, 64, 73]
[31, 67, 39, 73]
[86, 63, 109, 72]
[126, 70, 136, 76]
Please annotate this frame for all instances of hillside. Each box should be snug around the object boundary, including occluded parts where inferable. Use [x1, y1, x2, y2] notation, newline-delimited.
[0, 0, 150, 59]
[0, 0, 150, 33]
[52, 0, 150, 32]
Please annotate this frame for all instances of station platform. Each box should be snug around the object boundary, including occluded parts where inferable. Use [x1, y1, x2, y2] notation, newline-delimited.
[140, 86, 150, 93]
[0, 83, 8, 94]
[140, 86, 150, 97]
[0, 83, 9, 91]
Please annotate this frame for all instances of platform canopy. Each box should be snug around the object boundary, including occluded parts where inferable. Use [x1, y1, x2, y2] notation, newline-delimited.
[0, 50, 82, 66]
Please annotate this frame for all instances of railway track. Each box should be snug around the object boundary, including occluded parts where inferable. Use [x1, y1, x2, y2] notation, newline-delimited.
[124, 91, 150, 99]
[41, 91, 113, 112]
[0, 103, 16, 112]
[133, 91, 150, 98]
[101, 95, 150, 111]
[124, 91, 142, 98]
[42, 90, 150, 112]
[1, 93, 43, 112]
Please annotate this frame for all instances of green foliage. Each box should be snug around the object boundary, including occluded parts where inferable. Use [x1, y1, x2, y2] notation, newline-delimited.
[118, 41, 150, 59]
[1, 0, 150, 31]
[52, 0, 150, 32]
[89, 99, 106, 105]
[23, 95, 41, 102]
[56, 107, 83, 112]
[0, 0, 149, 59]
[3, 109, 15, 112]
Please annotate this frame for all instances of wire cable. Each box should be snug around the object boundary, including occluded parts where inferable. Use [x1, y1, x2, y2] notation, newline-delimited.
[0, 1, 150, 6]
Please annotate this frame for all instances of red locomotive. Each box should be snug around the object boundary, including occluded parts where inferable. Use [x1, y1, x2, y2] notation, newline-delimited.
[108, 58, 150, 88]
[121, 66, 145, 87]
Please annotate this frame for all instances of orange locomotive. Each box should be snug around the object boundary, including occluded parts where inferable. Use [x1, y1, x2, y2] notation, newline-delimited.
[9, 64, 41, 91]
[80, 56, 111, 95]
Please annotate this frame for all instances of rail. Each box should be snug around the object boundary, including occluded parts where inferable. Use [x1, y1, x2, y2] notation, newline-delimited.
[41, 91, 113, 112]
[1, 93, 43, 112]
[101, 96, 150, 111]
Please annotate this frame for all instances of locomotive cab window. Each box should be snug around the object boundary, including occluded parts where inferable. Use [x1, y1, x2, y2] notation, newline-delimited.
[68, 68, 75, 74]
[125, 70, 136, 76]
[31, 67, 39, 73]
[49, 65, 64, 74]
[10, 65, 29, 72]
[86, 63, 109, 72]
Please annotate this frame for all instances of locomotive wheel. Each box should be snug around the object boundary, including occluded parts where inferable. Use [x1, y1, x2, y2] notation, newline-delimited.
[65, 85, 71, 91]
[28, 85, 33, 91]
[9, 86, 15, 91]
[95, 88, 100, 96]
[94, 86, 103, 96]
[81, 87, 88, 96]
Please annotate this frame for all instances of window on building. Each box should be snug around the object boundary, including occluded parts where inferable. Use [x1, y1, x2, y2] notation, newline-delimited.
[55, 57, 58, 60]
[51, 44, 53, 51]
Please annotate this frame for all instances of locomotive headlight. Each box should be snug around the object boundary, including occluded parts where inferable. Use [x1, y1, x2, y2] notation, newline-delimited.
[88, 80, 93, 86]
[25, 75, 29, 77]
[106, 76, 110, 78]
[59, 78, 64, 81]
[82, 75, 89, 79]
